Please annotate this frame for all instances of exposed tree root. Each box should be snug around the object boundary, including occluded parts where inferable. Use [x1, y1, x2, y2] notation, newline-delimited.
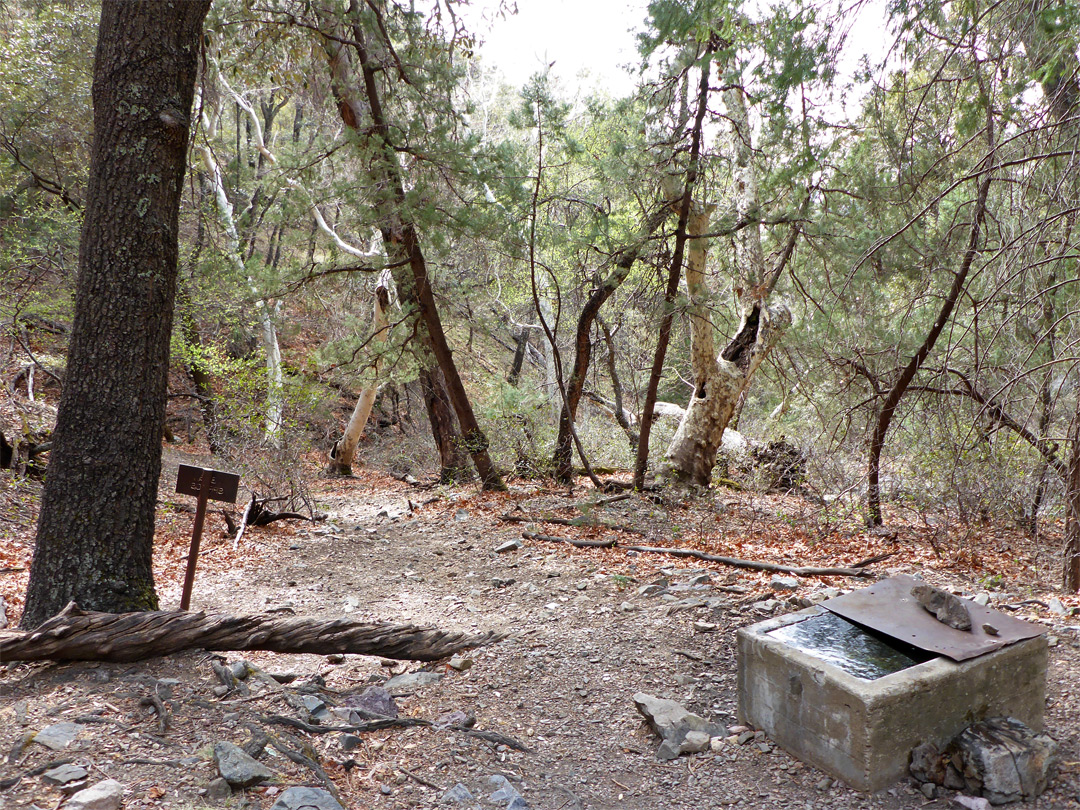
[0, 602, 503, 663]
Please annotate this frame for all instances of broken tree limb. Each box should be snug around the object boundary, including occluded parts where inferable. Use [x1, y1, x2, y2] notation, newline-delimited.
[621, 545, 874, 578]
[581, 493, 632, 508]
[0, 602, 502, 663]
[852, 551, 895, 568]
[501, 513, 645, 535]
[524, 533, 874, 578]
[268, 729, 341, 802]
[522, 531, 617, 549]
[232, 494, 255, 550]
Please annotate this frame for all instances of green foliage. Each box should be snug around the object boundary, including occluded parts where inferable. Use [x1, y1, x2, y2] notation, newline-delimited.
[4, 0, 1078, 543]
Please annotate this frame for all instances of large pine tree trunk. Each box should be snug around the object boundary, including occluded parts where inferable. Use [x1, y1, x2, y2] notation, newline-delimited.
[21, 0, 211, 629]
[418, 365, 471, 483]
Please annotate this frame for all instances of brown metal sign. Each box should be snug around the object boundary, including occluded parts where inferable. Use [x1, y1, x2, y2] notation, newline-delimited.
[175, 464, 241, 611]
[176, 464, 240, 504]
[821, 575, 1046, 662]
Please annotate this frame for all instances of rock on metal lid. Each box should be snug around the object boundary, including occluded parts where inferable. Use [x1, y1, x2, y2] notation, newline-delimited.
[821, 575, 1046, 662]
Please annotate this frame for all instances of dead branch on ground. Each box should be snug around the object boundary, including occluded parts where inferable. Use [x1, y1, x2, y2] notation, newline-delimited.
[500, 512, 645, 535]
[524, 533, 879, 578]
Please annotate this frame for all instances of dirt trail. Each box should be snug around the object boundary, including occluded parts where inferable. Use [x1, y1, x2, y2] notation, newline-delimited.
[2, 473, 1079, 810]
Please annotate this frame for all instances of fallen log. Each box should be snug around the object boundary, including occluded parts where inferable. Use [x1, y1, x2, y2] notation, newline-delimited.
[524, 533, 875, 578]
[0, 602, 502, 663]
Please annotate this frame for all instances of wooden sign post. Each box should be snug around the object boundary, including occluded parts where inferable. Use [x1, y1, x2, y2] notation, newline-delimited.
[176, 464, 240, 611]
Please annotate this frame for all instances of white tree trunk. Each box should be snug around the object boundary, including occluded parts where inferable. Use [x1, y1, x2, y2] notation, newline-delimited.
[330, 272, 392, 474]
[197, 59, 381, 452]
[659, 79, 791, 487]
[195, 92, 286, 448]
[259, 300, 284, 447]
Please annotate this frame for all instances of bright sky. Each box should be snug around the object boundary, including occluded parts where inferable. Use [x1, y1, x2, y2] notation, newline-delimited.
[465, 0, 891, 119]
[465, 0, 652, 97]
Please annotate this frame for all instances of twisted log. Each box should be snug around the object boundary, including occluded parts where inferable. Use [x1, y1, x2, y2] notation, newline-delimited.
[0, 602, 501, 663]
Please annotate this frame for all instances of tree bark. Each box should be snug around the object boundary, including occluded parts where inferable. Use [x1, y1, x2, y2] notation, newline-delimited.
[21, 0, 210, 629]
[418, 363, 472, 483]
[330, 277, 392, 475]
[552, 205, 671, 482]
[1065, 410, 1080, 591]
[1, 603, 500, 663]
[633, 37, 718, 490]
[659, 78, 791, 487]
[507, 326, 530, 386]
[318, 7, 505, 490]
[866, 167, 994, 525]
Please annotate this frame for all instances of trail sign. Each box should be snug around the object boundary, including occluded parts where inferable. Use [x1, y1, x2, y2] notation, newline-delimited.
[176, 464, 240, 610]
[176, 464, 240, 504]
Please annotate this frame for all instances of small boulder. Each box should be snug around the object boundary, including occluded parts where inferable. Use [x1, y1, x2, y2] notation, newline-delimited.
[344, 685, 399, 719]
[910, 717, 1058, 804]
[339, 733, 362, 751]
[384, 670, 442, 695]
[633, 693, 722, 759]
[269, 787, 345, 810]
[769, 576, 800, 591]
[657, 728, 711, 759]
[489, 774, 527, 807]
[63, 779, 124, 810]
[42, 763, 89, 785]
[34, 722, 80, 751]
[205, 777, 232, 801]
[440, 783, 474, 804]
[213, 740, 274, 788]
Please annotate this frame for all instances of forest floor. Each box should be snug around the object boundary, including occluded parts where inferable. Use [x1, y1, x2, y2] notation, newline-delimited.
[2, 444, 1080, 810]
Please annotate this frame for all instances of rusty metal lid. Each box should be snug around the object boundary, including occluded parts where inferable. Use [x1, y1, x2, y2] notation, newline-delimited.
[821, 575, 1046, 662]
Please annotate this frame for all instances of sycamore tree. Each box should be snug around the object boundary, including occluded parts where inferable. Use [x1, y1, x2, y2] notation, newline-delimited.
[626, 0, 833, 488]
[302, 0, 505, 489]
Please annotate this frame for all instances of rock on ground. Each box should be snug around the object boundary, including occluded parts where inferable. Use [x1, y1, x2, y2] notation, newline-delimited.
[62, 779, 124, 810]
[34, 721, 80, 751]
[213, 740, 274, 787]
[633, 692, 722, 760]
[910, 717, 1058, 804]
[268, 786, 345, 810]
